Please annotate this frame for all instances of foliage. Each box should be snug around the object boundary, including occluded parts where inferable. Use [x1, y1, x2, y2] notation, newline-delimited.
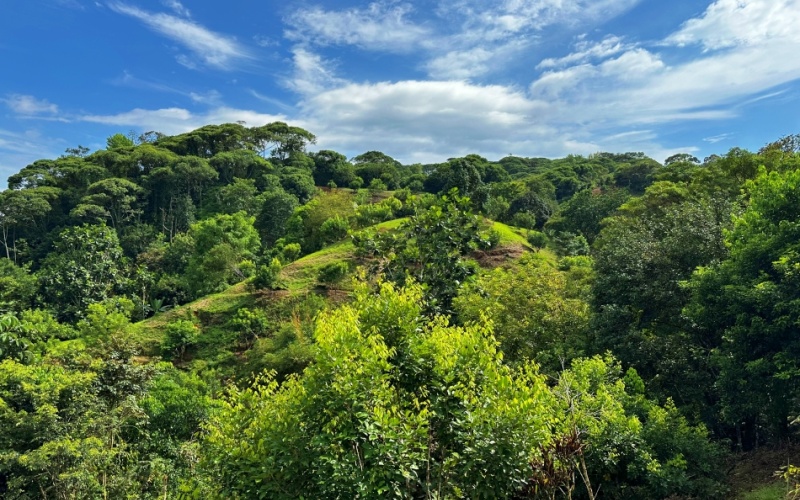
[161, 320, 199, 361]
[252, 257, 285, 290]
[317, 260, 350, 284]
[38, 224, 128, 321]
[0, 260, 36, 312]
[455, 253, 590, 373]
[686, 166, 800, 446]
[354, 191, 490, 315]
[186, 212, 261, 296]
[200, 282, 556, 498]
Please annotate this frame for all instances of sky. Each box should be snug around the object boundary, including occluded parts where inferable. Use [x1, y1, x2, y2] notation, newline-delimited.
[2, 0, 800, 183]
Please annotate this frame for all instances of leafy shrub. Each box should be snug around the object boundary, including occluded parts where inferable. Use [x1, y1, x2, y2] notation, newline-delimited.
[511, 210, 537, 229]
[162, 320, 198, 361]
[317, 261, 350, 284]
[319, 216, 350, 244]
[252, 258, 284, 290]
[280, 242, 302, 263]
[527, 230, 548, 249]
[230, 308, 271, 347]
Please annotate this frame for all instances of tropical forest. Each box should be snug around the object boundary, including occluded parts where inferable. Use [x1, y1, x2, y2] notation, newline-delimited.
[2, 122, 800, 499]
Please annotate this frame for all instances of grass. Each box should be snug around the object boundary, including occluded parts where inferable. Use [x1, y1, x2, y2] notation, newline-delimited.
[488, 220, 533, 248]
[130, 216, 536, 354]
[739, 481, 787, 499]
[129, 281, 254, 353]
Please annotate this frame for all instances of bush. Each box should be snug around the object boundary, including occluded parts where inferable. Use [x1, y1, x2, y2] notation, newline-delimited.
[317, 261, 350, 284]
[230, 308, 271, 348]
[162, 320, 198, 361]
[280, 242, 302, 263]
[511, 211, 537, 229]
[527, 230, 548, 249]
[252, 258, 285, 290]
[319, 216, 350, 245]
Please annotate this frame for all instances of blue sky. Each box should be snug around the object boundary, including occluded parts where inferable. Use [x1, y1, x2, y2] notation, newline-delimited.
[2, 0, 800, 182]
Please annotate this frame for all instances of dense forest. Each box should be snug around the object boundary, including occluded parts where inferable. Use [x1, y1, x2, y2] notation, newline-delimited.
[1, 121, 799, 498]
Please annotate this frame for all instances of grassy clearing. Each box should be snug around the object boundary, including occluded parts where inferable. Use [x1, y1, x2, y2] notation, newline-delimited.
[488, 220, 532, 248]
[739, 481, 787, 499]
[130, 217, 536, 353]
[129, 281, 254, 353]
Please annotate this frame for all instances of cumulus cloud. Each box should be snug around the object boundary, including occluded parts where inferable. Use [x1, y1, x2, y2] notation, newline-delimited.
[666, 0, 800, 50]
[108, 2, 251, 70]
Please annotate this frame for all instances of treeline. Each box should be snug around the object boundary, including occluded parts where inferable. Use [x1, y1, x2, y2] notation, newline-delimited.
[1, 122, 800, 498]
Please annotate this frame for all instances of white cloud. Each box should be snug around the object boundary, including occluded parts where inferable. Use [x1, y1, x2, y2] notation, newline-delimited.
[3, 94, 59, 116]
[249, 90, 294, 111]
[425, 39, 528, 79]
[441, 0, 641, 36]
[297, 80, 578, 162]
[423, 0, 641, 80]
[537, 35, 630, 69]
[703, 133, 733, 143]
[286, 2, 429, 52]
[189, 90, 222, 105]
[528, 0, 800, 128]
[80, 107, 288, 135]
[666, 0, 800, 50]
[108, 2, 251, 70]
[425, 47, 494, 80]
[285, 47, 346, 95]
[162, 0, 190, 18]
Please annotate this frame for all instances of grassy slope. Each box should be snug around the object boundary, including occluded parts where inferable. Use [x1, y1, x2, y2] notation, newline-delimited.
[130, 218, 536, 351]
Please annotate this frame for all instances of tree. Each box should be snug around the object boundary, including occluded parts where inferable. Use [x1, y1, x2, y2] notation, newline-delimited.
[209, 149, 272, 185]
[72, 177, 144, 229]
[0, 260, 37, 312]
[255, 189, 299, 246]
[212, 177, 260, 216]
[545, 187, 630, 244]
[685, 166, 800, 447]
[186, 212, 261, 296]
[200, 281, 557, 499]
[310, 150, 356, 187]
[106, 133, 135, 150]
[38, 224, 128, 321]
[250, 122, 316, 161]
[354, 192, 491, 315]
[455, 253, 591, 374]
[0, 187, 58, 262]
[591, 192, 732, 419]
[199, 282, 725, 499]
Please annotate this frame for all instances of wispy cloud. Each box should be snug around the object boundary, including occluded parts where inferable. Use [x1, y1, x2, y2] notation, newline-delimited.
[703, 133, 733, 143]
[285, 2, 429, 52]
[0, 129, 66, 185]
[537, 35, 632, 69]
[249, 90, 294, 111]
[80, 106, 288, 134]
[285, 47, 346, 95]
[108, 2, 251, 70]
[426, 0, 641, 79]
[162, 0, 190, 18]
[2, 94, 60, 116]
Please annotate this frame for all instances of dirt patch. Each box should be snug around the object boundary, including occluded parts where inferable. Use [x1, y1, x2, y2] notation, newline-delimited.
[471, 243, 527, 268]
[728, 443, 800, 497]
